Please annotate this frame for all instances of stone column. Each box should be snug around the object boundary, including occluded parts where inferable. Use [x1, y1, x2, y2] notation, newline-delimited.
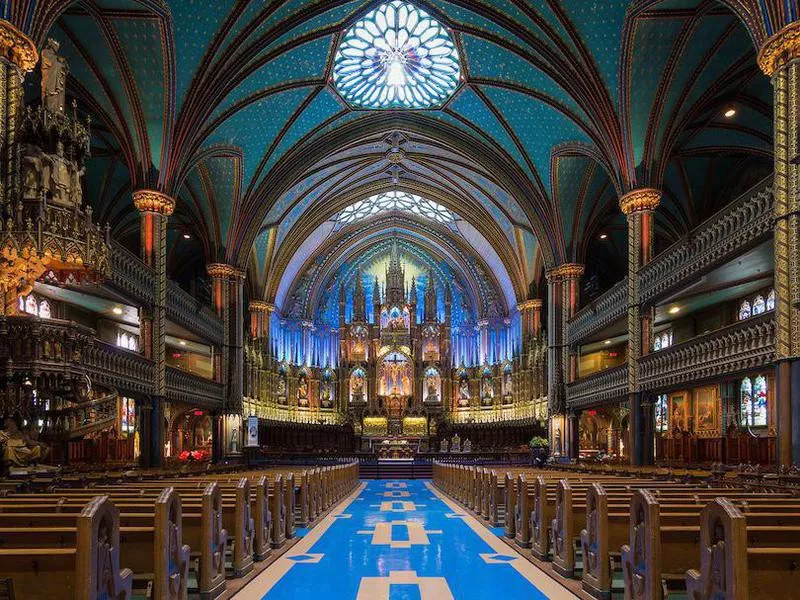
[546, 264, 584, 456]
[207, 263, 245, 458]
[758, 25, 800, 465]
[133, 190, 175, 468]
[568, 409, 582, 460]
[619, 188, 661, 466]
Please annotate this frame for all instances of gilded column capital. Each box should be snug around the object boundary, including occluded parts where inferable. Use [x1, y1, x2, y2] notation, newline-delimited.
[546, 263, 584, 282]
[758, 21, 800, 77]
[132, 189, 175, 216]
[249, 300, 275, 313]
[0, 20, 38, 72]
[517, 299, 543, 311]
[206, 263, 240, 279]
[619, 188, 661, 216]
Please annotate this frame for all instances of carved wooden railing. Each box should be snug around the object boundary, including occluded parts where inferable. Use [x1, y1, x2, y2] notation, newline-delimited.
[167, 280, 224, 346]
[82, 340, 155, 395]
[108, 242, 223, 345]
[565, 365, 627, 410]
[639, 313, 775, 390]
[567, 176, 774, 345]
[639, 177, 774, 304]
[108, 240, 155, 305]
[0, 316, 95, 374]
[568, 279, 627, 344]
[166, 366, 224, 406]
[40, 391, 118, 440]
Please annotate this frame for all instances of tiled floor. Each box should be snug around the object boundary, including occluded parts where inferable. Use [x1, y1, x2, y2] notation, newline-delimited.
[234, 480, 576, 600]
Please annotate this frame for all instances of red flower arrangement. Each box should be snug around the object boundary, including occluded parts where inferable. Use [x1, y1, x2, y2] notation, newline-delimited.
[178, 449, 210, 462]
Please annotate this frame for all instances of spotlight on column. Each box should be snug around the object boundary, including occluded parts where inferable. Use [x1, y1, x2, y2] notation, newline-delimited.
[599, 233, 608, 240]
[182, 232, 191, 239]
[724, 107, 736, 118]
[668, 306, 681, 314]
[112, 306, 123, 315]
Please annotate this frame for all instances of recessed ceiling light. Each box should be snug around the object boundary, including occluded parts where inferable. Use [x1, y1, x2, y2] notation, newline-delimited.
[179, 340, 186, 346]
[669, 306, 681, 314]
[182, 233, 191, 239]
[724, 107, 736, 118]
[599, 233, 608, 240]
[112, 307, 123, 315]
[604, 340, 612, 345]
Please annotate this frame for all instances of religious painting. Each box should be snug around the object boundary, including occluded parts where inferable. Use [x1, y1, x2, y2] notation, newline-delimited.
[694, 386, 719, 432]
[669, 393, 689, 432]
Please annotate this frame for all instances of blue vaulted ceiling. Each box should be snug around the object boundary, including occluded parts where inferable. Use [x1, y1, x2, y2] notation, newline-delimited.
[9, 0, 781, 298]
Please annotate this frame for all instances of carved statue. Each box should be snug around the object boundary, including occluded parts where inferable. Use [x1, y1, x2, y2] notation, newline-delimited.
[482, 377, 493, 400]
[42, 141, 75, 207]
[20, 143, 45, 200]
[440, 439, 449, 453]
[0, 419, 49, 468]
[321, 383, 332, 408]
[41, 38, 68, 114]
[459, 379, 470, 406]
[451, 434, 461, 452]
[463, 438, 472, 453]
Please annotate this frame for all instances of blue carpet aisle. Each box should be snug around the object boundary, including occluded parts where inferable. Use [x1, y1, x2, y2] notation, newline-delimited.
[235, 480, 576, 600]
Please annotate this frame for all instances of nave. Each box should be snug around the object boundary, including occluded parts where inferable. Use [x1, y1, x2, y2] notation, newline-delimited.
[237, 479, 575, 600]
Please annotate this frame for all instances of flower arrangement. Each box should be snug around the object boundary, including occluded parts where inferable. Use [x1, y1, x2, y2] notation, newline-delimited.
[528, 436, 549, 449]
[178, 449, 210, 462]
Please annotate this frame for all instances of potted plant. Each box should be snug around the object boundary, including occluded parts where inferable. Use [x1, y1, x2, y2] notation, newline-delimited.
[529, 436, 549, 464]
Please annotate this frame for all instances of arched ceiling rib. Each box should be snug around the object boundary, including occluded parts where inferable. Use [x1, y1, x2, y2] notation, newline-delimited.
[10, 0, 780, 295]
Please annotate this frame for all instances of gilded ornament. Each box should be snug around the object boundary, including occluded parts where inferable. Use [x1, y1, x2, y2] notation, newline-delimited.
[757, 21, 800, 77]
[249, 301, 275, 313]
[132, 189, 175, 216]
[619, 188, 661, 215]
[517, 299, 543, 311]
[207, 263, 243, 279]
[546, 263, 584, 282]
[0, 20, 38, 72]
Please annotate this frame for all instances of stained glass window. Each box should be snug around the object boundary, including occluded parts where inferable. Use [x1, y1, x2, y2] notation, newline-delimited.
[655, 394, 668, 433]
[333, 1, 461, 109]
[740, 376, 767, 427]
[337, 191, 455, 225]
[121, 396, 136, 435]
[752, 375, 767, 427]
[740, 377, 752, 426]
[739, 300, 751, 321]
[767, 289, 775, 311]
[752, 295, 766, 315]
[653, 330, 672, 351]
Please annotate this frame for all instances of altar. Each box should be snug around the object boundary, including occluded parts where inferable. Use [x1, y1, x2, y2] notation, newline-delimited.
[373, 437, 420, 459]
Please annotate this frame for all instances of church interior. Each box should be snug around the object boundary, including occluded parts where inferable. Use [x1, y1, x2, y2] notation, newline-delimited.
[0, 0, 798, 598]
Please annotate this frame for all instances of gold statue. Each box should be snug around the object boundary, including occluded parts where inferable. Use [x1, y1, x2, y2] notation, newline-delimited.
[0, 419, 49, 468]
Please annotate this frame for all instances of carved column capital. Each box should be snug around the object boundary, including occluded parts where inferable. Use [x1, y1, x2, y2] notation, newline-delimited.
[758, 21, 800, 77]
[248, 300, 275, 313]
[206, 263, 244, 280]
[517, 299, 543, 311]
[0, 20, 38, 72]
[619, 188, 661, 216]
[132, 189, 175, 216]
[546, 263, 584, 283]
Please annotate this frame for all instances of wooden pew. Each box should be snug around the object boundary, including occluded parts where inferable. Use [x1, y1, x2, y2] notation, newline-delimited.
[621, 489, 800, 600]
[0, 495, 133, 599]
[686, 497, 800, 600]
